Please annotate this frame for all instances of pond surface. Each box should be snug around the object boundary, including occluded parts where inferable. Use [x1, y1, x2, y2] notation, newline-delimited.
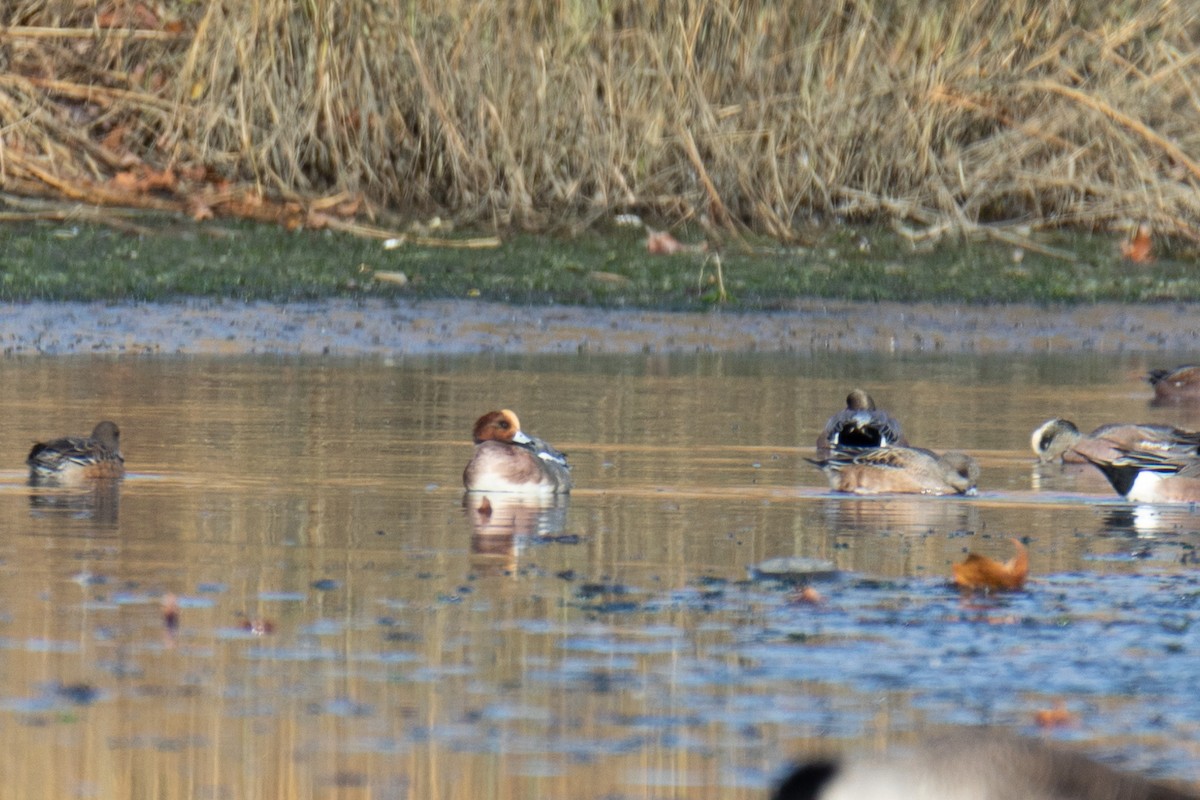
[0, 351, 1198, 798]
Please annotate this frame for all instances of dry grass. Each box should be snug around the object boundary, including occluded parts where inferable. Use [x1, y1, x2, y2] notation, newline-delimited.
[2, 0, 1200, 241]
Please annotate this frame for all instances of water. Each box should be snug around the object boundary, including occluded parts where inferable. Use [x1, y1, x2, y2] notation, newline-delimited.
[0, 352, 1197, 799]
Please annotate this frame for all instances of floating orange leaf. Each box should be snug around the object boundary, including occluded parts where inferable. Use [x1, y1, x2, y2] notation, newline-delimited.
[1119, 223, 1153, 264]
[1034, 700, 1076, 728]
[952, 537, 1029, 592]
[790, 585, 824, 605]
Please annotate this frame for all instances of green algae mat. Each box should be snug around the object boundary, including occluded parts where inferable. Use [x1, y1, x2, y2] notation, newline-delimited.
[2, 219, 1198, 308]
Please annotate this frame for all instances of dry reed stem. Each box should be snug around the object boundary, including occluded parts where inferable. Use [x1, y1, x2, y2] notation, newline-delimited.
[1025, 78, 1200, 182]
[1, 26, 183, 41]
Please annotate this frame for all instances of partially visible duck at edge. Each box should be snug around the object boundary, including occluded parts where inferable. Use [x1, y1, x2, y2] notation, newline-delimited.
[463, 409, 572, 495]
[1149, 364, 1200, 404]
[772, 728, 1198, 800]
[27, 420, 125, 484]
[809, 445, 978, 496]
[1031, 418, 1200, 465]
[1081, 445, 1200, 504]
[816, 388, 907, 456]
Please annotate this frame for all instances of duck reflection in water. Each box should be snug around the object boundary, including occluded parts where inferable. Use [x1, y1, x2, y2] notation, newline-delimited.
[773, 728, 1199, 800]
[463, 493, 571, 574]
[1101, 504, 1200, 538]
[819, 494, 982, 537]
[28, 481, 121, 526]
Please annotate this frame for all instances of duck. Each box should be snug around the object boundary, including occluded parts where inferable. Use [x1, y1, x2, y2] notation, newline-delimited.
[816, 389, 907, 456]
[1080, 445, 1200, 503]
[463, 409, 572, 495]
[1148, 365, 1200, 403]
[772, 728, 1197, 800]
[1031, 418, 1200, 465]
[27, 420, 125, 483]
[808, 445, 978, 496]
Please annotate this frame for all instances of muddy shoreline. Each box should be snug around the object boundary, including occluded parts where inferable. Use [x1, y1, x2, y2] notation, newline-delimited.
[3, 299, 1199, 356]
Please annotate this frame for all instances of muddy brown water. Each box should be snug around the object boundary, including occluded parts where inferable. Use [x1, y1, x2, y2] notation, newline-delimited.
[1, 349, 1199, 798]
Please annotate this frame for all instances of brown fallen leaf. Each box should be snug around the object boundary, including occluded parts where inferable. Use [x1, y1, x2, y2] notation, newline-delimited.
[790, 585, 824, 605]
[646, 228, 706, 255]
[952, 537, 1029, 592]
[101, 124, 129, 154]
[107, 166, 177, 194]
[1033, 700, 1076, 728]
[1119, 223, 1153, 264]
[306, 209, 332, 230]
[188, 200, 214, 222]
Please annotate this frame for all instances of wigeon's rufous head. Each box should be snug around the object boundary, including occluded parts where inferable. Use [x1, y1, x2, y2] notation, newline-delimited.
[464, 409, 572, 496]
[471, 409, 533, 446]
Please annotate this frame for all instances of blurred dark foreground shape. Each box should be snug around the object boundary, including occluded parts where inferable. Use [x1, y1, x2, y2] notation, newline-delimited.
[772, 729, 1198, 800]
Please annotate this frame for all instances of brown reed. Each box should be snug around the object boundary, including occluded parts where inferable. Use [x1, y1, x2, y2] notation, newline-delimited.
[2, 0, 1199, 241]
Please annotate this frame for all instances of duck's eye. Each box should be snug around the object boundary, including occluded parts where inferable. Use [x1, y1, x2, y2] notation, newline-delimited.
[498, 421, 510, 430]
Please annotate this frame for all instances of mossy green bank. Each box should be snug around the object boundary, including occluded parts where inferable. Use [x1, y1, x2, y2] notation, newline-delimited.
[2, 220, 1197, 309]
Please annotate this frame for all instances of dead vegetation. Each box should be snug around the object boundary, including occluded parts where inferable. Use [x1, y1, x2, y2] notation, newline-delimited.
[2, 0, 1199, 243]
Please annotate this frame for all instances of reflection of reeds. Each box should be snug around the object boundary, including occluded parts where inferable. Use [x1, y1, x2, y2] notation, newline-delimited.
[3, 2, 1200, 238]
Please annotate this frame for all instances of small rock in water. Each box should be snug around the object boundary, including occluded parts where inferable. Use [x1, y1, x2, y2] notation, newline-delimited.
[750, 557, 840, 583]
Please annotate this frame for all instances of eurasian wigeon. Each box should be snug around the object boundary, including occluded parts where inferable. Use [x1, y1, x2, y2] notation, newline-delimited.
[463, 409, 572, 495]
[773, 728, 1197, 800]
[809, 445, 978, 496]
[1030, 418, 1200, 465]
[1082, 445, 1200, 503]
[816, 389, 907, 456]
[1148, 364, 1200, 403]
[27, 420, 125, 483]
